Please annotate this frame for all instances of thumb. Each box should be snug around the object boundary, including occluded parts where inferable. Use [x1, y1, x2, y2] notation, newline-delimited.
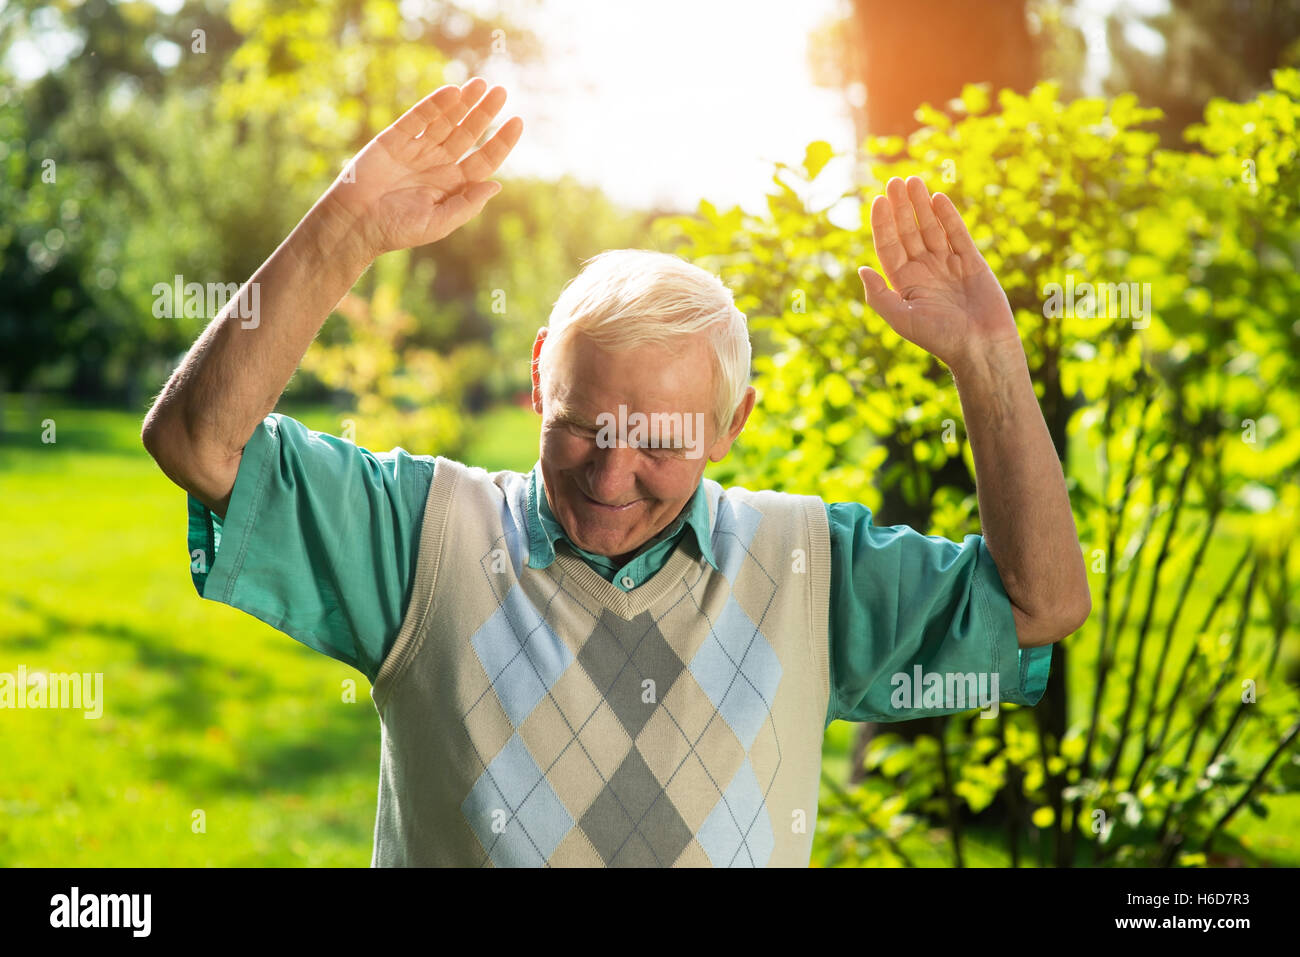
[463, 180, 503, 205]
[431, 181, 503, 239]
[859, 265, 906, 328]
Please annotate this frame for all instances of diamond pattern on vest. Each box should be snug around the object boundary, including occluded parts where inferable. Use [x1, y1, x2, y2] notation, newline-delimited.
[368, 466, 828, 868]
[459, 546, 783, 866]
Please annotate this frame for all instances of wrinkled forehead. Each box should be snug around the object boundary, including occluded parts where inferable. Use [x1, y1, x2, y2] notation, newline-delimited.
[543, 331, 716, 410]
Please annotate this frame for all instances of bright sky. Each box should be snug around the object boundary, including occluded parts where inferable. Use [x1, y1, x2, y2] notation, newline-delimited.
[456, 0, 854, 215]
[446, 0, 1157, 215]
[4, 0, 1165, 216]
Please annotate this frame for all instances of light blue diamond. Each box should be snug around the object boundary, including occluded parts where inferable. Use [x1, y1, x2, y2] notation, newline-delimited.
[471, 583, 573, 726]
[462, 732, 573, 867]
[497, 493, 528, 575]
[712, 498, 762, 582]
[690, 594, 782, 749]
[697, 758, 774, 867]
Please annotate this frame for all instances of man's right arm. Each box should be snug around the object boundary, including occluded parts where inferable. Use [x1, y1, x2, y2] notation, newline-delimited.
[141, 194, 372, 518]
[141, 77, 522, 518]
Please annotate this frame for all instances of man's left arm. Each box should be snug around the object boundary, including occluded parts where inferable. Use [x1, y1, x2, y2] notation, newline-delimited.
[948, 341, 1091, 646]
[859, 175, 1091, 648]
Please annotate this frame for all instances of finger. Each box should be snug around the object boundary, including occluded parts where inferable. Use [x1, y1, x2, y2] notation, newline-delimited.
[391, 84, 467, 140]
[459, 76, 489, 100]
[931, 191, 983, 264]
[886, 176, 927, 259]
[458, 115, 524, 181]
[433, 84, 509, 164]
[414, 77, 488, 146]
[858, 265, 908, 330]
[869, 195, 908, 279]
[438, 77, 488, 130]
[907, 176, 949, 256]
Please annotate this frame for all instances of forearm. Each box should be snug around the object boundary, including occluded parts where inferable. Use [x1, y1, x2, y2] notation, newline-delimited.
[143, 189, 371, 465]
[950, 343, 1090, 642]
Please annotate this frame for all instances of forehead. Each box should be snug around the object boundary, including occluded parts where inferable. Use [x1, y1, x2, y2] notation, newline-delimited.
[545, 331, 716, 415]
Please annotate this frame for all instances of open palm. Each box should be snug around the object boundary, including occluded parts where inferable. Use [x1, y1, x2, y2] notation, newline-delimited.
[328, 78, 523, 258]
[859, 176, 1020, 371]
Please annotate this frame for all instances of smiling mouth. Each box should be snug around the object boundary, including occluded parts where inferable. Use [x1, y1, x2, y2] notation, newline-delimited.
[581, 491, 642, 511]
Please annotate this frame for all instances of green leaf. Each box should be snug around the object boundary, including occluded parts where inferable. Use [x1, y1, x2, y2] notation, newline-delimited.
[824, 374, 854, 408]
[1273, 67, 1300, 100]
[914, 102, 951, 131]
[1277, 755, 1300, 792]
[959, 83, 991, 116]
[803, 140, 834, 180]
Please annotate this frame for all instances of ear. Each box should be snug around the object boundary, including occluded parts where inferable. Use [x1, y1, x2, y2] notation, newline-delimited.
[531, 328, 548, 414]
[708, 386, 756, 462]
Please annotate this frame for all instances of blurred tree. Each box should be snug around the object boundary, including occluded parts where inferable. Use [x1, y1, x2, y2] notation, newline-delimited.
[807, 0, 1052, 140]
[0, 82, 102, 397]
[2, 0, 169, 143]
[0, 0, 543, 402]
[214, 0, 543, 186]
[1102, 0, 1300, 148]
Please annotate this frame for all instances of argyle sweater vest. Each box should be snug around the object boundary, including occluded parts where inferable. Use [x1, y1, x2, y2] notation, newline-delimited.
[369, 457, 832, 867]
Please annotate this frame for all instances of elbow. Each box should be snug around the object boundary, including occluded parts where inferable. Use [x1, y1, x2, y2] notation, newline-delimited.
[140, 416, 163, 461]
[141, 408, 181, 468]
[141, 399, 202, 471]
[1046, 586, 1093, 643]
[140, 406, 194, 484]
[140, 414, 187, 489]
[1041, 554, 1094, 642]
[140, 414, 165, 463]
[1062, 561, 1094, 635]
[1059, 587, 1092, 638]
[140, 411, 241, 516]
[1013, 586, 1092, 647]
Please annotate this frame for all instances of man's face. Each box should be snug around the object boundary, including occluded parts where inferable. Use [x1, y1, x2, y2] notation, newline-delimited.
[532, 329, 752, 563]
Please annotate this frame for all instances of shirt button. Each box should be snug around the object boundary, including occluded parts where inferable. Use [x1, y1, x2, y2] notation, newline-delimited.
[621, 576, 635, 589]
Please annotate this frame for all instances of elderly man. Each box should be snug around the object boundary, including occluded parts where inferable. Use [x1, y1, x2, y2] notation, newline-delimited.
[142, 78, 1091, 867]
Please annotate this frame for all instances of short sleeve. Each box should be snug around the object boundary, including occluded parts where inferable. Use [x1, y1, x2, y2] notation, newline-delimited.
[186, 413, 436, 684]
[824, 501, 1052, 727]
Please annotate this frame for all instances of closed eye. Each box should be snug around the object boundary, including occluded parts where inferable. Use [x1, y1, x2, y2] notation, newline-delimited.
[645, 443, 684, 458]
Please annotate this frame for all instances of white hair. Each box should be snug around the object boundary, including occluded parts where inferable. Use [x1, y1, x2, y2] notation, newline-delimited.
[536, 249, 751, 434]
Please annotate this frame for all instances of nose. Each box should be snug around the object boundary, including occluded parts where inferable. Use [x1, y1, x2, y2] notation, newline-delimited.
[585, 443, 639, 504]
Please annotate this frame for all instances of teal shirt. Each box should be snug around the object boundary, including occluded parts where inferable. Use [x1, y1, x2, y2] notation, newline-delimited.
[188, 414, 1052, 729]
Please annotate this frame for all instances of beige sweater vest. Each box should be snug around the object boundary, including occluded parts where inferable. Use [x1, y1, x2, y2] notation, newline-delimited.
[369, 457, 831, 866]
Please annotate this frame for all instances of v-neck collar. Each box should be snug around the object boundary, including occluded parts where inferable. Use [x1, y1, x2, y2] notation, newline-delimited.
[547, 538, 705, 619]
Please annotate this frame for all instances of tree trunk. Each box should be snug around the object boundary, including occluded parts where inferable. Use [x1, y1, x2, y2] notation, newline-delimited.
[849, 0, 1039, 137]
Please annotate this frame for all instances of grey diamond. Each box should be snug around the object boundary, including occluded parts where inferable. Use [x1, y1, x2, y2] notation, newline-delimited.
[627, 790, 694, 867]
[579, 748, 692, 867]
[610, 832, 660, 868]
[579, 610, 683, 738]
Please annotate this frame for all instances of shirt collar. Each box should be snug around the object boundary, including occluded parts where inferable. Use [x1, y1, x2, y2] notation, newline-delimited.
[525, 462, 718, 572]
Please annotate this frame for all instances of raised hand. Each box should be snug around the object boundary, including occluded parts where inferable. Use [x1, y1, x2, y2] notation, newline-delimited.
[858, 176, 1021, 373]
[326, 78, 523, 259]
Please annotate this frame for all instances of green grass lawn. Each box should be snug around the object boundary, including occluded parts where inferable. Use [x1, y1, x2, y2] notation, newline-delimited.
[1, 395, 1294, 866]
[0, 395, 555, 865]
[1, 398, 394, 864]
